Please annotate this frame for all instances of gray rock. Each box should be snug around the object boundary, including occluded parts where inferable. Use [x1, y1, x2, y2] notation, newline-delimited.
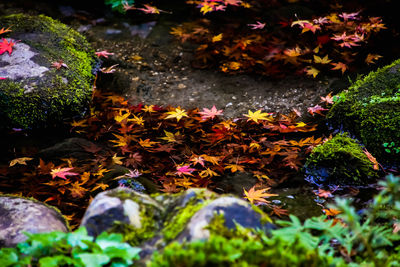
[81, 187, 164, 238]
[175, 196, 273, 243]
[0, 196, 68, 247]
[0, 14, 96, 129]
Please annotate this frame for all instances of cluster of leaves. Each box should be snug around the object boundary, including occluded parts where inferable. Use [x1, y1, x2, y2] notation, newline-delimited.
[0, 27, 14, 80]
[0, 89, 331, 227]
[73, 90, 326, 193]
[170, 2, 385, 77]
[151, 174, 400, 266]
[0, 227, 140, 267]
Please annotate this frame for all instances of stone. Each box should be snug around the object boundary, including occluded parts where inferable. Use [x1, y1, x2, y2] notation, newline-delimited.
[327, 58, 400, 165]
[0, 14, 96, 129]
[304, 132, 379, 186]
[0, 195, 68, 247]
[80, 187, 164, 240]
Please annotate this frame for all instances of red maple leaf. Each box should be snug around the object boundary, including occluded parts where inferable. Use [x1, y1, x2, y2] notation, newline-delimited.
[307, 105, 328, 116]
[0, 38, 16, 55]
[50, 167, 79, 179]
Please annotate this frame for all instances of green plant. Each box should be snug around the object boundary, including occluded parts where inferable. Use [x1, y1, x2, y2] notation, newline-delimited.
[150, 175, 400, 266]
[105, 0, 135, 12]
[0, 227, 140, 267]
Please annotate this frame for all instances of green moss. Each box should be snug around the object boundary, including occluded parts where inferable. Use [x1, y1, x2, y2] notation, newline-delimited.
[327, 58, 400, 164]
[110, 206, 157, 246]
[305, 133, 378, 185]
[0, 14, 95, 129]
[162, 196, 211, 242]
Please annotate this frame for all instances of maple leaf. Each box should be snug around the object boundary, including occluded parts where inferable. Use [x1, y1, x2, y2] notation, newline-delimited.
[198, 105, 223, 120]
[363, 149, 379, 170]
[199, 168, 219, 178]
[313, 55, 331, 64]
[339, 11, 360, 21]
[95, 50, 114, 58]
[320, 92, 334, 105]
[112, 153, 125, 165]
[51, 60, 69, 70]
[0, 27, 11, 35]
[176, 165, 196, 176]
[365, 54, 382, 65]
[243, 186, 277, 204]
[244, 109, 270, 123]
[139, 138, 159, 148]
[331, 62, 348, 74]
[248, 21, 266, 30]
[68, 181, 88, 198]
[315, 189, 333, 198]
[51, 167, 79, 180]
[305, 66, 320, 78]
[137, 4, 160, 14]
[9, 157, 33, 167]
[190, 155, 205, 167]
[0, 77, 6, 80]
[0, 38, 16, 55]
[270, 206, 289, 217]
[224, 164, 245, 173]
[323, 208, 341, 216]
[212, 33, 223, 42]
[307, 105, 328, 116]
[100, 64, 118, 73]
[165, 107, 188, 122]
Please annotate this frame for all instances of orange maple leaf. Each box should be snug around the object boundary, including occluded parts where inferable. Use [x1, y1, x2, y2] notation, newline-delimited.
[243, 186, 277, 204]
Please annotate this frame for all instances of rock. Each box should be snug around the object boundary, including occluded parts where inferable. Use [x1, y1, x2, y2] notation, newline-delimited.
[304, 132, 379, 186]
[37, 137, 102, 160]
[327, 59, 400, 165]
[81, 187, 273, 264]
[80, 187, 164, 244]
[213, 172, 259, 195]
[0, 14, 96, 129]
[0, 195, 68, 247]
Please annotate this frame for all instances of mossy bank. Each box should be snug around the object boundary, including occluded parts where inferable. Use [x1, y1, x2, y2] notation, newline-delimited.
[0, 14, 96, 129]
[327, 59, 400, 165]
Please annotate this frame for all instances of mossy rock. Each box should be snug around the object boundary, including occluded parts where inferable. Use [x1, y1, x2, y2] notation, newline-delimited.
[0, 14, 96, 129]
[0, 195, 69, 248]
[327, 59, 400, 165]
[304, 133, 379, 186]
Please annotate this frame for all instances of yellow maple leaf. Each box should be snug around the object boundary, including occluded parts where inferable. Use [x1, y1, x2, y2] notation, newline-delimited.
[313, 55, 331, 64]
[199, 168, 219, 178]
[243, 186, 277, 204]
[212, 33, 223, 42]
[9, 157, 33, 167]
[139, 138, 159, 148]
[160, 130, 178, 143]
[112, 153, 124, 165]
[305, 66, 320, 78]
[165, 107, 188, 122]
[224, 164, 245, 173]
[244, 110, 270, 123]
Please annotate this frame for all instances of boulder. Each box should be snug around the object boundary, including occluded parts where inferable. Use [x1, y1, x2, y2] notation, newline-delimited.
[304, 133, 379, 186]
[80, 187, 164, 245]
[0, 195, 68, 247]
[327, 59, 400, 165]
[81, 188, 273, 263]
[0, 14, 96, 129]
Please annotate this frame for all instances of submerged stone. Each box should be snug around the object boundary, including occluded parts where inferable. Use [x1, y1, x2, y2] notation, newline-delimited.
[0, 195, 68, 247]
[0, 14, 96, 129]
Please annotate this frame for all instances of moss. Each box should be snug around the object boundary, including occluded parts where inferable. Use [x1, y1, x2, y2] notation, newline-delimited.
[162, 195, 211, 242]
[327, 58, 400, 164]
[110, 205, 157, 246]
[0, 14, 95, 129]
[304, 133, 378, 185]
[105, 189, 161, 246]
